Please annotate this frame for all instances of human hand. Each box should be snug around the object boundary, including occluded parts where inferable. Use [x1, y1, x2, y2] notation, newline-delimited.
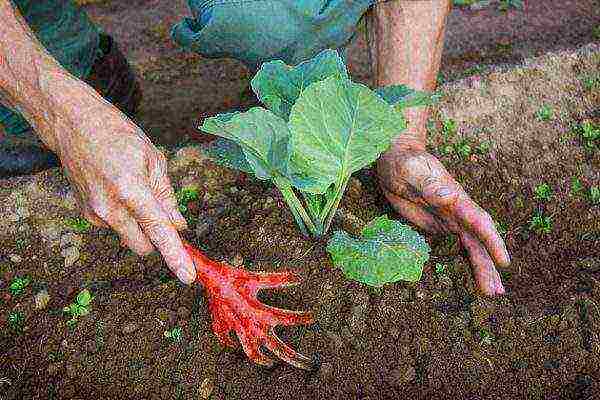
[377, 144, 510, 296]
[50, 90, 196, 284]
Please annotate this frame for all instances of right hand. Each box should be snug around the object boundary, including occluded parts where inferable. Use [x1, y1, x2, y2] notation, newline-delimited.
[49, 88, 196, 284]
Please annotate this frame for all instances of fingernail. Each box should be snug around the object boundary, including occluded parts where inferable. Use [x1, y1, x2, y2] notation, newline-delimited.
[177, 268, 194, 285]
[436, 187, 452, 197]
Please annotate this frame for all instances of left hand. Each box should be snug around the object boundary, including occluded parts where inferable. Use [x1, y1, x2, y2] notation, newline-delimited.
[377, 144, 510, 296]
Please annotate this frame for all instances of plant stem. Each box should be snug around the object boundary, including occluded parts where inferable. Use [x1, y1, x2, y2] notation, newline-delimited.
[275, 177, 317, 236]
[321, 174, 351, 235]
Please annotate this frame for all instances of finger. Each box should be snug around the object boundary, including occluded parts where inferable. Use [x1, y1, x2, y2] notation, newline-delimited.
[105, 205, 155, 256]
[452, 197, 510, 268]
[72, 188, 109, 228]
[382, 188, 446, 234]
[263, 306, 314, 327]
[117, 183, 196, 284]
[147, 153, 188, 231]
[265, 329, 313, 370]
[459, 231, 505, 296]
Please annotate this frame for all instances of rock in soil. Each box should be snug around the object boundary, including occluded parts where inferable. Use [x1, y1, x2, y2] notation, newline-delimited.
[198, 377, 215, 399]
[9, 254, 22, 263]
[60, 246, 80, 268]
[385, 364, 417, 386]
[59, 232, 84, 249]
[122, 322, 139, 335]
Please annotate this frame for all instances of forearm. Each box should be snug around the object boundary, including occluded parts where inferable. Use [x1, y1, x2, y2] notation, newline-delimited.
[367, 0, 451, 149]
[0, 0, 98, 153]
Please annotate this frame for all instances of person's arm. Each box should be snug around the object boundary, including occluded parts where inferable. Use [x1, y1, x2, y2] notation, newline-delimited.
[0, 0, 196, 284]
[366, 0, 451, 150]
[0, 0, 89, 153]
[368, 0, 510, 296]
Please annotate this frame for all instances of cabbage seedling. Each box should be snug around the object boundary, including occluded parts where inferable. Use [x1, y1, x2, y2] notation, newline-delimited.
[201, 49, 439, 237]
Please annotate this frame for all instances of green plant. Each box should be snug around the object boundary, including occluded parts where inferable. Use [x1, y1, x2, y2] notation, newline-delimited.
[575, 120, 600, 151]
[435, 263, 447, 275]
[593, 25, 600, 41]
[442, 118, 458, 139]
[327, 215, 430, 287]
[476, 140, 492, 155]
[580, 74, 600, 91]
[589, 186, 600, 205]
[494, 220, 508, 236]
[533, 183, 553, 202]
[454, 138, 473, 159]
[8, 275, 31, 297]
[8, 311, 25, 333]
[571, 177, 585, 196]
[202, 49, 439, 237]
[63, 289, 94, 327]
[64, 217, 92, 233]
[164, 326, 183, 342]
[478, 328, 494, 346]
[175, 185, 201, 214]
[535, 105, 553, 122]
[529, 211, 553, 234]
[498, 0, 523, 11]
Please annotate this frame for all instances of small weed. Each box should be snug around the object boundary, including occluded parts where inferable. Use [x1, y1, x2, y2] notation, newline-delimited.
[571, 177, 585, 196]
[478, 328, 494, 346]
[175, 185, 201, 214]
[529, 211, 553, 235]
[64, 217, 92, 233]
[8, 276, 31, 297]
[8, 311, 25, 333]
[498, 0, 523, 11]
[494, 220, 508, 236]
[574, 120, 600, 151]
[533, 183, 553, 202]
[442, 118, 458, 138]
[164, 326, 183, 342]
[581, 74, 600, 91]
[592, 25, 600, 41]
[455, 138, 473, 159]
[435, 263, 447, 275]
[589, 186, 600, 205]
[63, 289, 94, 327]
[535, 105, 553, 122]
[476, 140, 492, 155]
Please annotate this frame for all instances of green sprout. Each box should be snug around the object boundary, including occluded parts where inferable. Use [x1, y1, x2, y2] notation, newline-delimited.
[589, 186, 600, 205]
[593, 25, 600, 41]
[533, 183, 553, 202]
[64, 217, 92, 233]
[435, 263, 447, 275]
[63, 289, 94, 327]
[581, 74, 600, 91]
[175, 185, 201, 214]
[8, 311, 25, 333]
[8, 276, 31, 297]
[494, 220, 508, 236]
[442, 118, 458, 138]
[476, 140, 492, 155]
[535, 105, 553, 122]
[575, 120, 600, 151]
[164, 326, 183, 342]
[479, 328, 494, 346]
[571, 177, 585, 196]
[529, 211, 553, 234]
[455, 138, 473, 159]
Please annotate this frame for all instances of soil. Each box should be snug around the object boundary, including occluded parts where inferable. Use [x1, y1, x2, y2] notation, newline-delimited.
[1, 1, 600, 399]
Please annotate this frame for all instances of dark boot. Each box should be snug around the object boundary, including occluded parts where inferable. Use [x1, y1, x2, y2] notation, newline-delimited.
[0, 33, 143, 178]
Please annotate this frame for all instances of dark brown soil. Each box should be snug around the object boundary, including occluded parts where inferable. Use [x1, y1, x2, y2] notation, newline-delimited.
[1, 1, 600, 399]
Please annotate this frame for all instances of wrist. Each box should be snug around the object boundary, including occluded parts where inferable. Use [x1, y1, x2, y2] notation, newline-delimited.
[391, 107, 429, 152]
